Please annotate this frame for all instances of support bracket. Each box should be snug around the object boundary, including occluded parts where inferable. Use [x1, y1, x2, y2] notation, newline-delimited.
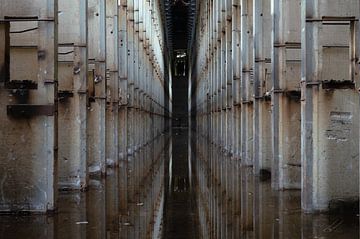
[7, 104, 55, 117]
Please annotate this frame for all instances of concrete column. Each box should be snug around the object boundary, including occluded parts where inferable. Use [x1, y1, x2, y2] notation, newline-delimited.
[132, 0, 139, 153]
[127, 0, 135, 157]
[359, 0, 360, 217]
[232, 0, 241, 160]
[301, 0, 360, 212]
[231, 0, 243, 226]
[118, 0, 168, 230]
[0, 0, 57, 212]
[87, 0, 108, 221]
[118, 1, 128, 161]
[118, 0, 128, 220]
[87, 0, 107, 176]
[58, 0, 88, 190]
[241, 0, 254, 166]
[105, 0, 119, 167]
[193, 1, 213, 235]
[271, 0, 302, 190]
[132, 0, 140, 209]
[215, 0, 220, 148]
[253, 0, 272, 175]
[225, 0, 233, 156]
[124, 0, 135, 233]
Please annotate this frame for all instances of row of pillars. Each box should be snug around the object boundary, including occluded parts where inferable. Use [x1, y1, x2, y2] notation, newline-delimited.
[193, 0, 360, 212]
[0, 0, 170, 213]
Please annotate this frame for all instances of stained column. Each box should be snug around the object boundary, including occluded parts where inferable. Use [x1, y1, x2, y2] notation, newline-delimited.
[301, 0, 360, 212]
[58, 0, 88, 190]
[87, 0, 107, 175]
[271, 0, 302, 190]
[0, 0, 57, 212]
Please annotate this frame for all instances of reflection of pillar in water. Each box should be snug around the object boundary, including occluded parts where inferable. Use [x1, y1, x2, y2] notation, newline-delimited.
[87, 178, 106, 239]
[240, 166, 254, 236]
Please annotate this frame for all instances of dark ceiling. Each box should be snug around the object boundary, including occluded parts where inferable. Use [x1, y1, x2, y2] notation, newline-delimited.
[162, 0, 197, 57]
[172, 1, 188, 50]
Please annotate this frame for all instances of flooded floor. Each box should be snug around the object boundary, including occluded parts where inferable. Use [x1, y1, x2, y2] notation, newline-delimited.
[163, 128, 198, 239]
[0, 130, 359, 239]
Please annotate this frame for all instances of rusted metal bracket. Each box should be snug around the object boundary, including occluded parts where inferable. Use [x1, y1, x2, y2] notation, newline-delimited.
[2, 16, 55, 22]
[306, 16, 358, 23]
[58, 90, 74, 100]
[322, 80, 355, 90]
[242, 100, 253, 105]
[5, 80, 38, 90]
[305, 81, 321, 86]
[7, 104, 55, 117]
[285, 90, 301, 101]
[273, 89, 285, 94]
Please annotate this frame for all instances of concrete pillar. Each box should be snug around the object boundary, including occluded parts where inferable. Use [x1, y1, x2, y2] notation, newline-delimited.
[359, 0, 360, 218]
[0, 0, 57, 212]
[232, 0, 241, 160]
[127, 0, 135, 157]
[220, 0, 226, 152]
[301, 0, 360, 212]
[132, 0, 139, 154]
[253, 0, 272, 175]
[121, 0, 135, 235]
[132, 0, 140, 210]
[118, 0, 168, 232]
[87, 0, 107, 176]
[118, 0, 128, 222]
[271, 0, 302, 190]
[192, 0, 241, 236]
[225, 0, 233, 156]
[58, 0, 88, 190]
[105, 0, 119, 167]
[241, 0, 254, 166]
[213, 0, 219, 148]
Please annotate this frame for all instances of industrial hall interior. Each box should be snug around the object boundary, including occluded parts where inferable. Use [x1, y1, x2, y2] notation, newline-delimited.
[0, 0, 360, 238]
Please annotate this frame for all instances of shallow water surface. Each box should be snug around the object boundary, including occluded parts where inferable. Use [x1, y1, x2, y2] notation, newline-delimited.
[0, 130, 358, 238]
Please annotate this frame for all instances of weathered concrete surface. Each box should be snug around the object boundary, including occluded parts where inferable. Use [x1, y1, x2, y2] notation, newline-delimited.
[105, 0, 119, 167]
[57, 0, 88, 190]
[0, 0, 57, 212]
[193, 0, 360, 215]
[301, 0, 360, 212]
[241, 0, 254, 166]
[87, 0, 106, 175]
[272, 0, 302, 190]
[253, 0, 272, 174]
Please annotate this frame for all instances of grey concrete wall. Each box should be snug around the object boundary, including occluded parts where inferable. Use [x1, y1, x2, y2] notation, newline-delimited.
[118, 0, 170, 229]
[0, 0, 170, 213]
[193, 0, 360, 215]
[0, 0, 57, 212]
[301, 0, 360, 212]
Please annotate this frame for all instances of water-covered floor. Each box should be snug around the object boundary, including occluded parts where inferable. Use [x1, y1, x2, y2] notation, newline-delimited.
[0, 129, 359, 238]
